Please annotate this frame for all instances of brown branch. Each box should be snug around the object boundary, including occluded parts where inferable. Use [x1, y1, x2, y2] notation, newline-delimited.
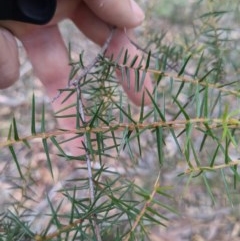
[146, 68, 240, 97]
[114, 61, 240, 97]
[68, 26, 116, 87]
[76, 83, 102, 241]
[184, 159, 240, 174]
[1, 118, 240, 148]
[123, 174, 161, 241]
[34, 218, 84, 241]
[51, 26, 116, 103]
[123, 28, 180, 72]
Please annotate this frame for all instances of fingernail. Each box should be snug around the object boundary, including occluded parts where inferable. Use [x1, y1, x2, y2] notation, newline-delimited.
[0, 28, 16, 45]
[0, 28, 12, 41]
[130, 0, 145, 23]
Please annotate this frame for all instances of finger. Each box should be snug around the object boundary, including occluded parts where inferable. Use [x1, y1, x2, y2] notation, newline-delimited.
[0, 28, 19, 88]
[19, 26, 70, 92]
[72, 3, 153, 105]
[19, 27, 74, 124]
[19, 25, 84, 155]
[83, 0, 145, 28]
[19, 25, 72, 113]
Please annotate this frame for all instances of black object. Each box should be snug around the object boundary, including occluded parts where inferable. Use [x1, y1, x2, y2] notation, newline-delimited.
[0, 0, 57, 25]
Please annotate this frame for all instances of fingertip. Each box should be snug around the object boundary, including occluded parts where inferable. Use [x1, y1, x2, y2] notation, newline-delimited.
[84, 0, 145, 28]
[129, 0, 145, 25]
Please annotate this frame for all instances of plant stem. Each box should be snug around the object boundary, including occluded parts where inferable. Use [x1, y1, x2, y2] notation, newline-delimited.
[76, 77, 102, 241]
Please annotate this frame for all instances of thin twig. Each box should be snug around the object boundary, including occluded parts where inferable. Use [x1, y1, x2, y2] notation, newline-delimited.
[34, 218, 84, 241]
[51, 26, 116, 103]
[112, 61, 240, 97]
[123, 28, 180, 72]
[76, 87, 94, 201]
[2, 117, 240, 148]
[123, 173, 161, 241]
[69, 27, 118, 241]
[50, 26, 116, 241]
[69, 26, 116, 87]
[76, 84, 102, 241]
[72, 26, 117, 239]
[185, 159, 240, 174]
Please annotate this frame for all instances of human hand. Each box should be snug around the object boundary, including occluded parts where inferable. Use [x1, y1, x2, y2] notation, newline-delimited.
[0, 0, 153, 155]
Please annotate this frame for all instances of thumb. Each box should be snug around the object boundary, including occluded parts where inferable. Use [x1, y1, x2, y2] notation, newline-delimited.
[0, 28, 19, 89]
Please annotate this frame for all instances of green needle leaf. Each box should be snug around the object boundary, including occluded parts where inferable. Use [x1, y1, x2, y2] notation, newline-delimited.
[31, 93, 36, 135]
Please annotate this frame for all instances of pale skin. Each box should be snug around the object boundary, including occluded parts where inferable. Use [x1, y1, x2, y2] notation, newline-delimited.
[0, 0, 153, 155]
